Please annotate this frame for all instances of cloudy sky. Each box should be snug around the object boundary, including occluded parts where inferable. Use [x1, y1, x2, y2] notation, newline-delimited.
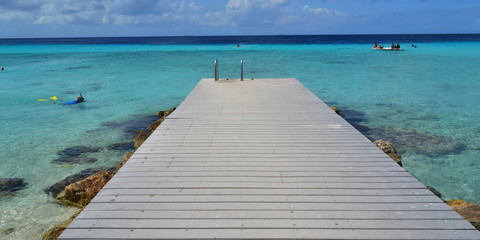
[1, 0, 479, 38]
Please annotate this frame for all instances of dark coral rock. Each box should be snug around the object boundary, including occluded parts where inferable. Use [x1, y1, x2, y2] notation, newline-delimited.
[368, 127, 466, 157]
[2, 227, 15, 235]
[66, 66, 90, 70]
[52, 156, 98, 164]
[426, 186, 443, 199]
[107, 142, 134, 151]
[338, 109, 371, 134]
[57, 146, 102, 158]
[0, 178, 28, 194]
[44, 167, 114, 197]
[101, 115, 160, 138]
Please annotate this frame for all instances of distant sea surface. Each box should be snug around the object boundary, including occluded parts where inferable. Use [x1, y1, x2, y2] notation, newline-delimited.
[1, 34, 479, 239]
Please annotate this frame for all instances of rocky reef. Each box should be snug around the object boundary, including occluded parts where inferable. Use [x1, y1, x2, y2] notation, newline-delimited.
[335, 107, 466, 157]
[368, 127, 466, 157]
[51, 146, 101, 165]
[0, 178, 27, 195]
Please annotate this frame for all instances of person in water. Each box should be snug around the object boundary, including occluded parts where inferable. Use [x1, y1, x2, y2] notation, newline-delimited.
[76, 92, 84, 103]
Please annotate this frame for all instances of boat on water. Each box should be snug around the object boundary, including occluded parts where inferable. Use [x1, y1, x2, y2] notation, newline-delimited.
[373, 43, 401, 50]
[373, 47, 401, 51]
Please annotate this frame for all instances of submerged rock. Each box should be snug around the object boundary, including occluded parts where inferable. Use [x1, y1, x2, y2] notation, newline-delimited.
[57, 146, 102, 158]
[0, 178, 27, 195]
[52, 146, 102, 165]
[107, 142, 134, 151]
[337, 109, 371, 134]
[134, 130, 151, 149]
[101, 114, 160, 138]
[2, 227, 15, 235]
[373, 140, 402, 166]
[56, 170, 114, 207]
[45, 167, 114, 197]
[52, 156, 98, 164]
[447, 199, 480, 231]
[426, 186, 443, 199]
[368, 127, 466, 157]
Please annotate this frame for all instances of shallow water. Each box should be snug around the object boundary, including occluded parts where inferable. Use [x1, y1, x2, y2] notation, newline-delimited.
[0, 35, 479, 239]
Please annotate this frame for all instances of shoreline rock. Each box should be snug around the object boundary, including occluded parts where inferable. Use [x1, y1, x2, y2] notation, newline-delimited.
[56, 170, 114, 207]
[149, 107, 176, 132]
[134, 107, 176, 149]
[117, 151, 134, 170]
[44, 167, 115, 197]
[373, 140, 402, 166]
[447, 199, 480, 231]
[330, 106, 339, 114]
[42, 206, 85, 240]
[134, 130, 151, 149]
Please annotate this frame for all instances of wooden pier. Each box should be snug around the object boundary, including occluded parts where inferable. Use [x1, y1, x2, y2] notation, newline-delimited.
[59, 78, 480, 239]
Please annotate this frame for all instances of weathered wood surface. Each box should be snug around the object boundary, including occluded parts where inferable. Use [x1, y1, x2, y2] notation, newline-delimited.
[59, 78, 479, 239]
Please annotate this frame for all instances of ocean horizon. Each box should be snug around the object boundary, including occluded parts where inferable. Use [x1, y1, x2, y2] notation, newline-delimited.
[1, 34, 479, 239]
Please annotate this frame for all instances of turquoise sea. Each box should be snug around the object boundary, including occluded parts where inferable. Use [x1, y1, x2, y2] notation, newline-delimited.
[0, 35, 479, 239]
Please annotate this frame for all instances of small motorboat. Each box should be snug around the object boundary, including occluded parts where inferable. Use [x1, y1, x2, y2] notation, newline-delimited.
[373, 43, 401, 50]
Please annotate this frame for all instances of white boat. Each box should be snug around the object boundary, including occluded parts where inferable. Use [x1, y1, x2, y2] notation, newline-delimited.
[373, 47, 400, 51]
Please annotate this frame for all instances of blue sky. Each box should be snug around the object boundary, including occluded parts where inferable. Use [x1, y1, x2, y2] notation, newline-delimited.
[1, 0, 479, 38]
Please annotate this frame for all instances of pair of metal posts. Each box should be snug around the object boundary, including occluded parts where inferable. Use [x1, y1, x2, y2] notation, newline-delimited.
[214, 59, 243, 81]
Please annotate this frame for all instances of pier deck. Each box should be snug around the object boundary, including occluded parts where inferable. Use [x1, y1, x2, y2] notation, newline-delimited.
[59, 78, 479, 239]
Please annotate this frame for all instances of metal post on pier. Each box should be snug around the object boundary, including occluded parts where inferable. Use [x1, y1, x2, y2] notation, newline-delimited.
[240, 59, 243, 81]
[214, 59, 219, 81]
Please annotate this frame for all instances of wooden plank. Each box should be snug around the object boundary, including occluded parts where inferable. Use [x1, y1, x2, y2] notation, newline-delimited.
[113, 171, 412, 178]
[95, 188, 434, 196]
[76, 210, 465, 220]
[113, 166, 406, 172]
[90, 195, 443, 203]
[59, 229, 480, 239]
[105, 176, 419, 183]
[121, 161, 400, 167]
[67, 219, 473, 230]
[103, 182, 426, 189]
[84, 202, 453, 211]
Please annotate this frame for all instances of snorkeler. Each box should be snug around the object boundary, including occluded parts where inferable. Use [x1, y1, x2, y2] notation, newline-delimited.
[77, 92, 84, 103]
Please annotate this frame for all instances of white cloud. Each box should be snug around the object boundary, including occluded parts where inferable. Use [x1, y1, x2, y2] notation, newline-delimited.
[0, 10, 30, 21]
[34, 15, 73, 25]
[303, 5, 346, 17]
